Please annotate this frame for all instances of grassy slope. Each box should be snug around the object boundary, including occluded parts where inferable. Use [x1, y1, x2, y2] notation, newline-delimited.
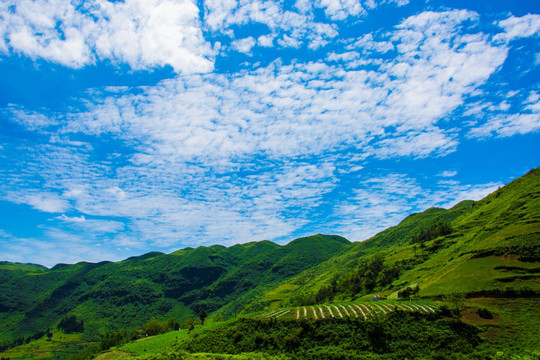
[254, 168, 539, 306]
[407, 167, 540, 296]
[0, 262, 47, 283]
[253, 200, 476, 306]
[0, 331, 86, 359]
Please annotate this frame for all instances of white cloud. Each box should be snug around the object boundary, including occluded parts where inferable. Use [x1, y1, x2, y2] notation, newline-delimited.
[438, 170, 457, 177]
[315, 0, 366, 20]
[6, 192, 70, 213]
[58, 9, 506, 163]
[1, 8, 531, 261]
[0, 0, 214, 73]
[231, 36, 256, 54]
[333, 173, 501, 241]
[277, 34, 302, 48]
[346, 33, 395, 54]
[496, 14, 540, 42]
[57, 214, 86, 223]
[0, 229, 123, 267]
[258, 34, 274, 47]
[468, 113, 540, 138]
[7, 106, 59, 130]
[202, 0, 344, 51]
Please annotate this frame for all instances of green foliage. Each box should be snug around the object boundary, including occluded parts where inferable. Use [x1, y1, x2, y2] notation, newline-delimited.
[58, 315, 84, 333]
[176, 312, 484, 359]
[119, 330, 188, 356]
[101, 329, 132, 350]
[99, 317, 182, 352]
[145, 318, 166, 336]
[183, 318, 195, 331]
[292, 255, 419, 305]
[199, 309, 208, 325]
[0, 234, 349, 350]
[410, 221, 453, 244]
[397, 284, 419, 299]
[443, 292, 466, 316]
[477, 308, 493, 319]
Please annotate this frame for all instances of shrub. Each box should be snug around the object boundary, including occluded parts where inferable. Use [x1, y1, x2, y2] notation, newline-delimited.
[478, 308, 493, 319]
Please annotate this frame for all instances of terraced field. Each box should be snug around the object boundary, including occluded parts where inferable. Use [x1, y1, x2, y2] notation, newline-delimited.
[260, 302, 437, 321]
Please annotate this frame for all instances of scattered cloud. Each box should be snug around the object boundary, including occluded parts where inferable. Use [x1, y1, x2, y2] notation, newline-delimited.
[1, 2, 539, 265]
[56, 214, 86, 223]
[438, 170, 458, 177]
[5, 192, 70, 213]
[231, 36, 257, 54]
[0, 229, 123, 267]
[334, 173, 501, 241]
[468, 113, 540, 138]
[496, 14, 540, 42]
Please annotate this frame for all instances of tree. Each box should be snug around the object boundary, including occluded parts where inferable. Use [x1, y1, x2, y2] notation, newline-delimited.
[444, 292, 465, 317]
[183, 317, 195, 331]
[165, 318, 180, 331]
[199, 309, 208, 325]
[144, 317, 164, 336]
[58, 315, 84, 333]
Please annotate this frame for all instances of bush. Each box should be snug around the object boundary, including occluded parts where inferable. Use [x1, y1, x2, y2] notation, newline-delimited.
[177, 312, 483, 359]
[478, 308, 493, 319]
[58, 315, 84, 333]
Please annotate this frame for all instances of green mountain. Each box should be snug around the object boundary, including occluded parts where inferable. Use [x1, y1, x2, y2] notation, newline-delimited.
[0, 234, 351, 344]
[0, 168, 539, 359]
[258, 168, 539, 306]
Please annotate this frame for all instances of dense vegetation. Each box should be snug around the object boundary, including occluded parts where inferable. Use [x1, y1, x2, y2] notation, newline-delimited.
[0, 235, 350, 349]
[171, 313, 484, 360]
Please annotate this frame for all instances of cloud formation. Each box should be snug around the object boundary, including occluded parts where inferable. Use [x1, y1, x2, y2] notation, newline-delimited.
[0, 0, 214, 72]
[1, 2, 539, 265]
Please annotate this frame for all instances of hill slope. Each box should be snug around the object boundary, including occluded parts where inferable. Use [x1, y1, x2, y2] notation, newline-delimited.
[0, 234, 351, 344]
[254, 167, 539, 306]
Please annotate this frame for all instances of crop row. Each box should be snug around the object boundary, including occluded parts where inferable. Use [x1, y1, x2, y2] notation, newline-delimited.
[261, 302, 436, 321]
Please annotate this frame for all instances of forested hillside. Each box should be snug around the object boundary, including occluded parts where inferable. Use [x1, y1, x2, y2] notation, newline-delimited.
[0, 235, 350, 345]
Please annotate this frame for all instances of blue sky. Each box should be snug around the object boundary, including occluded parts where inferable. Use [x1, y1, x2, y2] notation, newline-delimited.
[0, 0, 539, 267]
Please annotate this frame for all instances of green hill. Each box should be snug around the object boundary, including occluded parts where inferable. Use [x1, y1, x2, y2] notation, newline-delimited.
[251, 169, 539, 310]
[0, 234, 351, 347]
[0, 168, 539, 359]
